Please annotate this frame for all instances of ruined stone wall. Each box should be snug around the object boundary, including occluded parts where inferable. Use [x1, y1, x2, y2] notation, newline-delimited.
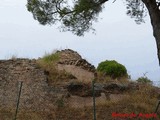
[57, 49, 95, 72]
[0, 49, 97, 114]
[56, 49, 95, 82]
[58, 64, 94, 82]
[0, 59, 65, 113]
[0, 50, 107, 119]
[0, 57, 139, 120]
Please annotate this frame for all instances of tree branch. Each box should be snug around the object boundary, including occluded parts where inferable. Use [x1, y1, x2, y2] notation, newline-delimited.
[98, 0, 109, 5]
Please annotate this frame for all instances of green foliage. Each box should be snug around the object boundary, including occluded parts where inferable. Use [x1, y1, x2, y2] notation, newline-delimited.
[27, 0, 105, 36]
[41, 52, 59, 64]
[26, 0, 149, 36]
[37, 51, 60, 84]
[37, 51, 76, 85]
[136, 76, 153, 84]
[125, 0, 147, 24]
[97, 60, 127, 79]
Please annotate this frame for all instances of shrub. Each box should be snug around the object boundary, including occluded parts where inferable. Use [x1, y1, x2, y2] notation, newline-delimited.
[136, 76, 153, 84]
[97, 60, 127, 79]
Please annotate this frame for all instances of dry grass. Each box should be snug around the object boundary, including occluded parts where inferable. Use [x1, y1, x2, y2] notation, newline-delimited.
[35, 56, 160, 119]
[9, 92, 159, 119]
[1, 86, 159, 120]
[96, 71, 130, 84]
[118, 85, 158, 112]
[2, 52, 159, 119]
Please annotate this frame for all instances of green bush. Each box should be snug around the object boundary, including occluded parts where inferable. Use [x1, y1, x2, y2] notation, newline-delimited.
[97, 60, 127, 79]
[136, 77, 153, 84]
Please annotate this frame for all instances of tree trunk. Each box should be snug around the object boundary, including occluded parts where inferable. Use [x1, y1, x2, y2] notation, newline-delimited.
[142, 0, 160, 65]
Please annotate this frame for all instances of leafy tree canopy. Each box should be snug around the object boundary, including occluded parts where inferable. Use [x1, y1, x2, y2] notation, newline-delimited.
[27, 0, 160, 65]
[27, 0, 160, 36]
[27, 0, 106, 36]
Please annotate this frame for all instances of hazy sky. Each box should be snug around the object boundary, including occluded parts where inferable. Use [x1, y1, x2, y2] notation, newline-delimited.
[0, 0, 160, 84]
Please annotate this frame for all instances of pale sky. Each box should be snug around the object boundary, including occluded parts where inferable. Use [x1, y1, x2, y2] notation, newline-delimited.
[0, 0, 160, 85]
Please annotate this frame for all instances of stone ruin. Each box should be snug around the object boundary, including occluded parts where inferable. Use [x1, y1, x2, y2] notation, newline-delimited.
[57, 49, 95, 72]
[1, 49, 158, 119]
[56, 49, 96, 82]
[0, 49, 97, 119]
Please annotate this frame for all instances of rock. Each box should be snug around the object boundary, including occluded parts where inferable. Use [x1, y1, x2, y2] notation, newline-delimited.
[103, 83, 129, 94]
[94, 83, 105, 92]
[66, 82, 101, 97]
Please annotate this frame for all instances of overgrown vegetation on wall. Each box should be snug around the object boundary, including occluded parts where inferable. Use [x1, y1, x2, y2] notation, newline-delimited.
[37, 51, 75, 86]
[0, 49, 159, 120]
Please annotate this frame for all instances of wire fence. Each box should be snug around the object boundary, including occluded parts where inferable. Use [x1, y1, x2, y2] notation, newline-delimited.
[0, 81, 160, 120]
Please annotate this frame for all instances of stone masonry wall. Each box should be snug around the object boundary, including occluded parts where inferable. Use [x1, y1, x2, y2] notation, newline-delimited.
[56, 49, 95, 82]
[0, 50, 98, 119]
[0, 59, 65, 113]
[0, 49, 97, 113]
[57, 49, 95, 72]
